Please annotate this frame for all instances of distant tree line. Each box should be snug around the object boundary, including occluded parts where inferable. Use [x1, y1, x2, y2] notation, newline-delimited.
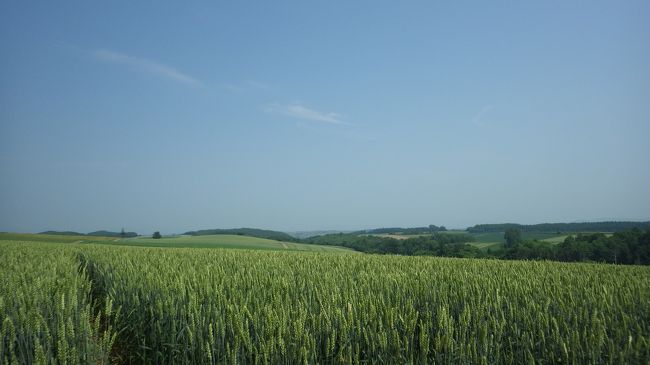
[183, 228, 300, 242]
[305, 233, 480, 257]
[466, 221, 650, 233]
[501, 229, 650, 265]
[40, 231, 85, 236]
[39, 230, 138, 238]
[306, 229, 650, 265]
[356, 225, 447, 235]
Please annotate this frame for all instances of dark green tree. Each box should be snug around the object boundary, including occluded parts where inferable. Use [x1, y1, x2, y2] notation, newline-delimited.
[504, 228, 522, 247]
[152, 231, 162, 239]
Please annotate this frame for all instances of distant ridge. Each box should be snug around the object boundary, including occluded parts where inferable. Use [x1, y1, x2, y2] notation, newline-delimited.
[183, 228, 298, 242]
[288, 230, 354, 239]
[358, 225, 447, 235]
[87, 230, 138, 238]
[466, 221, 650, 233]
[39, 230, 84, 236]
[39, 230, 138, 238]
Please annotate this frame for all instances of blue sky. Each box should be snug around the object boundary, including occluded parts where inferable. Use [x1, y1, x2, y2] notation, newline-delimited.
[1, 1, 649, 234]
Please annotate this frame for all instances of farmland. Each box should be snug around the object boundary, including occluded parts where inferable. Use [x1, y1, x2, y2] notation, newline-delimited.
[2, 239, 649, 364]
[93, 234, 353, 252]
[353, 229, 632, 259]
[367, 231, 579, 251]
[469, 231, 574, 247]
[0, 232, 116, 244]
[0, 233, 353, 252]
[0, 242, 117, 364]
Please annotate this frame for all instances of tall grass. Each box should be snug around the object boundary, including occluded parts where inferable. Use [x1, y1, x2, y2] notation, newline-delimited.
[0, 242, 116, 364]
[2, 240, 649, 363]
[79, 246, 650, 364]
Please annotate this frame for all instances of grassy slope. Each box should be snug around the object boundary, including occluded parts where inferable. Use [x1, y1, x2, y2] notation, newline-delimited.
[471, 242, 503, 250]
[468, 232, 616, 251]
[0, 232, 355, 253]
[468, 231, 577, 251]
[365, 231, 568, 251]
[93, 234, 356, 252]
[470, 231, 567, 244]
[0, 231, 584, 252]
[368, 231, 613, 252]
[0, 232, 115, 243]
[541, 235, 570, 244]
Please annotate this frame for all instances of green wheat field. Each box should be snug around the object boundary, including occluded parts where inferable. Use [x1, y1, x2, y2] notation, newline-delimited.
[1, 237, 649, 364]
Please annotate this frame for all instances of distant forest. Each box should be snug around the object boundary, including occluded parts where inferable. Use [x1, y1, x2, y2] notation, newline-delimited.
[466, 221, 650, 233]
[306, 229, 650, 265]
[502, 229, 650, 265]
[306, 232, 478, 257]
[355, 225, 447, 235]
[183, 228, 299, 242]
[37, 221, 650, 265]
[40, 230, 138, 238]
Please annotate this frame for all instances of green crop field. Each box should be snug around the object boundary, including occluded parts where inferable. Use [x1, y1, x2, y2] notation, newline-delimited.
[470, 231, 566, 244]
[96, 234, 354, 252]
[366, 231, 576, 251]
[523, 232, 571, 241]
[470, 242, 503, 250]
[2, 240, 649, 364]
[0, 232, 116, 244]
[469, 232, 507, 243]
[0, 242, 117, 364]
[0, 232, 353, 252]
[541, 235, 571, 244]
[469, 231, 600, 245]
[468, 231, 584, 251]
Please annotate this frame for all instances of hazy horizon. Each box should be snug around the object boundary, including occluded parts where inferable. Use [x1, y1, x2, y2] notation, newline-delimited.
[6, 215, 650, 237]
[2, 1, 649, 235]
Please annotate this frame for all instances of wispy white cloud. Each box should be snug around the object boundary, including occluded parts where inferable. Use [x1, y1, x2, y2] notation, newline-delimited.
[265, 103, 350, 126]
[93, 49, 200, 86]
[472, 105, 493, 126]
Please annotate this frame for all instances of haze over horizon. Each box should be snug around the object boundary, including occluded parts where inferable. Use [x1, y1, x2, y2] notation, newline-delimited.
[2, 1, 649, 235]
